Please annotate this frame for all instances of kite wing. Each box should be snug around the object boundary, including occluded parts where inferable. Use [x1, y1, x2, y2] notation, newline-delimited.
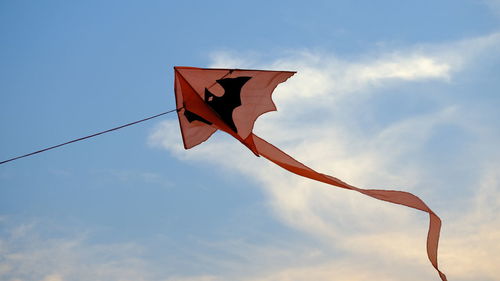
[174, 66, 295, 153]
[173, 66, 447, 281]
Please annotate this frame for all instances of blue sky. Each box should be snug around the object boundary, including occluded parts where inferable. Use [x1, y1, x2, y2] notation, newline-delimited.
[1, 1, 500, 280]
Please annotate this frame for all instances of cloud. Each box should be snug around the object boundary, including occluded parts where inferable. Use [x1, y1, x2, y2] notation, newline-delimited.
[164, 277, 218, 281]
[0, 220, 152, 281]
[42, 274, 64, 281]
[211, 49, 453, 103]
[0, 217, 435, 281]
[149, 32, 500, 280]
[439, 163, 500, 280]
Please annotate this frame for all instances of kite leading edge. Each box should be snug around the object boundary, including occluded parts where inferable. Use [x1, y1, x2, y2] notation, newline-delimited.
[174, 66, 447, 281]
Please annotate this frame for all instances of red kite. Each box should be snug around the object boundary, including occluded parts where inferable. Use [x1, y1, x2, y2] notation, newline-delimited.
[174, 66, 447, 281]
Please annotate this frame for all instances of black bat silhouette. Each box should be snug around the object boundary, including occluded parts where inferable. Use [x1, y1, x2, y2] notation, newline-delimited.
[184, 76, 252, 133]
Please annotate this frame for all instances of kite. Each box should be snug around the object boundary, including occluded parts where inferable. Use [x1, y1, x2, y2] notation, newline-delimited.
[174, 66, 446, 280]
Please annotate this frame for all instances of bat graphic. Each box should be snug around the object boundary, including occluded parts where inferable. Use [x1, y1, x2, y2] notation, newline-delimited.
[184, 76, 252, 133]
[204, 76, 251, 132]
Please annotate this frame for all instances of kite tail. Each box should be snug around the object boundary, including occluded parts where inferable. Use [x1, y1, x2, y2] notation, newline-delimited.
[251, 134, 447, 281]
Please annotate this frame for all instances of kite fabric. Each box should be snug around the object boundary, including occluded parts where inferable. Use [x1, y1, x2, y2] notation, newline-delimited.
[173, 66, 447, 281]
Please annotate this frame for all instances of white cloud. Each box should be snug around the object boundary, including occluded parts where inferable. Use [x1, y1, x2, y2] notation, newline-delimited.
[0, 220, 152, 281]
[3, 162, 500, 281]
[438, 162, 500, 280]
[210, 49, 453, 104]
[42, 274, 64, 281]
[164, 276, 217, 281]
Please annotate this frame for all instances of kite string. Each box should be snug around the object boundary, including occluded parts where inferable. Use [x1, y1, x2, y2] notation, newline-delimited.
[0, 108, 180, 165]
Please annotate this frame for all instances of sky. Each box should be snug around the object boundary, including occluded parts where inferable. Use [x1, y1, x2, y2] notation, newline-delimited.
[1, 1, 500, 280]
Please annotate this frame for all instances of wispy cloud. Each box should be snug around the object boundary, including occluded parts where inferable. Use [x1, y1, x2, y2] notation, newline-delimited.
[0, 219, 154, 281]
